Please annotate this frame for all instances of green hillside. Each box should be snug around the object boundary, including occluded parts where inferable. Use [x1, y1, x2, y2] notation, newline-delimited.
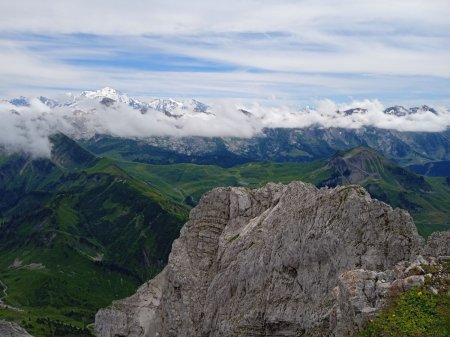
[315, 147, 450, 237]
[118, 147, 450, 237]
[1, 138, 449, 336]
[0, 134, 188, 337]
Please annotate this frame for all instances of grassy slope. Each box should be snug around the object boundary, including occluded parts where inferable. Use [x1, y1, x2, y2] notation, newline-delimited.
[346, 148, 450, 236]
[0, 140, 188, 336]
[117, 160, 328, 204]
[117, 149, 450, 237]
[354, 261, 450, 337]
[1, 141, 448, 336]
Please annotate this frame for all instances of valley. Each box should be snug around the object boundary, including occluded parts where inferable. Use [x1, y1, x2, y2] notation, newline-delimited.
[116, 147, 450, 237]
[0, 135, 188, 337]
[2, 0, 450, 333]
[0, 90, 449, 337]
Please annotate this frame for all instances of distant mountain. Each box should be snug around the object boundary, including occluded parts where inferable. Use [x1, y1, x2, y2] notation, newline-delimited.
[318, 147, 432, 192]
[314, 147, 450, 235]
[3, 88, 449, 166]
[81, 127, 450, 167]
[8, 96, 30, 107]
[384, 105, 412, 116]
[40, 87, 212, 118]
[0, 134, 187, 337]
[384, 105, 438, 116]
[339, 107, 367, 115]
[7, 88, 443, 122]
[116, 147, 450, 237]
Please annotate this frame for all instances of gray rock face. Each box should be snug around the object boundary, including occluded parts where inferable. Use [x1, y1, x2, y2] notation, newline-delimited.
[96, 270, 166, 337]
[96, 181, 426, 337]
[332, 255, 432, 336]
[425, 230, 450, 257]
[0, 320, 33, 337]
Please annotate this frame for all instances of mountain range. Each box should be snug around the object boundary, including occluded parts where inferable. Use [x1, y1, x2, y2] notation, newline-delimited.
[3, 88, 450, 168]
[0, 134, 448, 336]
[0, 88, 449, 336]
[6, 87, 212, 119]
[5, 87, 443, 119]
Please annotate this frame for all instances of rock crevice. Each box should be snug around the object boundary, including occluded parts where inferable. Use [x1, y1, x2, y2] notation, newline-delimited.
[95, 181, 444, 337]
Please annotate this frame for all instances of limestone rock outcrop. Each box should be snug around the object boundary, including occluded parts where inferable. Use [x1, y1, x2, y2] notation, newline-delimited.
[96, 181, 433, 337]
[331, 254, 450, 336]
[424, 230, 450, 257]
[0, 320, 33, 337]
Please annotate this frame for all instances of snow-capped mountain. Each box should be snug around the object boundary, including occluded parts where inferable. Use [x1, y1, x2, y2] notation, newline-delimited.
[410, 105, 438, 115]
[3, 87, 449, 141]
[384, 105, 410, 116]
[8, 96, 31, 107]
[5, 87, 444, 123]
[4, 87, 213, 119]
[383, 105, 438, 116]
[148, 98, 211, 118]
[80, 87, 148, 111]
[67, 87, 212, 118]
[339, 108, 368, 116]
[2, 88, 223, 139]
[1, 88, 449, 167]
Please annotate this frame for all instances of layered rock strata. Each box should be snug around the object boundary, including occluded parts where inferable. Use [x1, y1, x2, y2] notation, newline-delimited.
[96, 181, 439, 337]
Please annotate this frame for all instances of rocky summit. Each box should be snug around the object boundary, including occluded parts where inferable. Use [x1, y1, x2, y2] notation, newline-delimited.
[0, 320, 33, 337]
[95, 181, 447, 337]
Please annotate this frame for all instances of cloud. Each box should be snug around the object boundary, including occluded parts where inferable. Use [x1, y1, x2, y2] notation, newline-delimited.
[0, 100, 54, 158]
[1, 91, 449, 158]
[0, 1, 449, 103]
[2, 1, 449, 36]
[3, 1, 450, 158]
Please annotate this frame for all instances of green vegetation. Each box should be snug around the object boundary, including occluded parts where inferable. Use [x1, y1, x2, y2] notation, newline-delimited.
[355, 247, 450, 337]
[117, 160, 327, 205]
[1, 136, 449, 336]
[117, 148, 450, 237]
[355, 287, 450, 337]
[0, 134, 188, 336]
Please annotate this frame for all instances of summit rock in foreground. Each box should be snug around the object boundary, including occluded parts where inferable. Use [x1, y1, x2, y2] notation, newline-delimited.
[96, 181, 432, 337]
[0, 320, 33, 337]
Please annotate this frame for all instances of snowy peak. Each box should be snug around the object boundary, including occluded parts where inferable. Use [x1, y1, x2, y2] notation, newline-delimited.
[79, 87, 151, 111]
[149, 98, 183, 114]
[8, 96, 30, 107]
[81, 87, 131, 104]
[410, 105, 438, 115]
[384, 105, 410, 116]
[4, 88, 443, 123]
[39, 96, 59, 108]
[338, 108, 368, 116]
[148, 98, 212, 118]
[384, 105, 438, 116]
[75, 88, 211, 117]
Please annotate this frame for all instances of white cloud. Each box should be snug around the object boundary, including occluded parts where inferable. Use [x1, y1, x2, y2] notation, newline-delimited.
[0, 100, 54, 158]
[0, 0, 449, 101]
[1, 92, 449, 158]
[2, 1, 449, 36]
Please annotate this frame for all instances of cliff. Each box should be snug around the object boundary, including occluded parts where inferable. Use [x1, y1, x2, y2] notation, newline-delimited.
[95, 181, 447, 337]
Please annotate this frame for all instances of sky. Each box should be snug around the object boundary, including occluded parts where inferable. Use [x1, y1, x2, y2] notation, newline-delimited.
[1, 0, 450, 106]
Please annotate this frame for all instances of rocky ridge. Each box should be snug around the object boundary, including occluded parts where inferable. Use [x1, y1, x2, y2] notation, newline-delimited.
[95, 181, 450, 337]
[0, 320, 33, 337]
